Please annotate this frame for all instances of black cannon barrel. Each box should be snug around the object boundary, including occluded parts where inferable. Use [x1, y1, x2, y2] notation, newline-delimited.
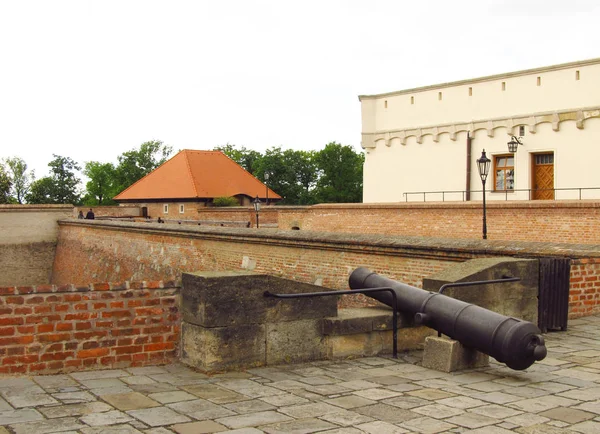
[349, 267, 547, 370]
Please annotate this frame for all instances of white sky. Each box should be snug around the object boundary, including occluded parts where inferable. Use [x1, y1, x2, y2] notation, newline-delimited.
[1, 0, 599, 179]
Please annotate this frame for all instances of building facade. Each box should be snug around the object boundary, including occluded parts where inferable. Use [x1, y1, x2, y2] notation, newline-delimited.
[359, 58, 600, 202]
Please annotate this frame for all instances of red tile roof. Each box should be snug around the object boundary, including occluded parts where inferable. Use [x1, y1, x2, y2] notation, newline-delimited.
[114, 150, 281, 201]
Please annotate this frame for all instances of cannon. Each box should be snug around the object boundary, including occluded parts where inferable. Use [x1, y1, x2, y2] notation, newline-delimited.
[349, 267, 547, 370]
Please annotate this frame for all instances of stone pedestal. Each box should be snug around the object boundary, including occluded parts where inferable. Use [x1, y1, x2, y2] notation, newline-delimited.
[421, 336, 489, 372]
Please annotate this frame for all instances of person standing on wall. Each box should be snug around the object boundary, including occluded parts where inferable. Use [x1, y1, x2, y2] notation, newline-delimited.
[85, 209, 95, 220]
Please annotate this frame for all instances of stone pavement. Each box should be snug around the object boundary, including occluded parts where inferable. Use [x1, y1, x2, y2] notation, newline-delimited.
[0, 316, 599, 433]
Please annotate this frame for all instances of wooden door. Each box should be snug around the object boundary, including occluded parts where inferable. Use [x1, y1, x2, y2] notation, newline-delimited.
[532, 153, 554, 200]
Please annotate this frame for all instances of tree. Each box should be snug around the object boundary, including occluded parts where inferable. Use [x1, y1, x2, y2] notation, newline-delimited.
[215, 144, 262, 175]
[83, 161, 117, 205]
[3, 157, 34, 204]
[26, 155, 82, 204]
[0, 163, 12, 204]
[114, 140, 173, 193]
[314, 142, 364, 203]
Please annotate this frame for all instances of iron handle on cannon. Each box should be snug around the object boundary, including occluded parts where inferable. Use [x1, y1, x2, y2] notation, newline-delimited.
[349, 267, 547, 370]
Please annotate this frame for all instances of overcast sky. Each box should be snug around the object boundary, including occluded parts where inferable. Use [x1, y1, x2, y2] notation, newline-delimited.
[1, 0, 599, 179]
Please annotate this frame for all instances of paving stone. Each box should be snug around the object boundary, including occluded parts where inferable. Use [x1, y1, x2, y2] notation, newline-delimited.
[436, 396, 487, 409]
[412, 403, 465, 419]
[216, 410, 292, 429]
[444, 412, 498, 429]
[167, 398, 236, 420]
[80, 378, 128, 389]
[539, 406, 596, 423]
[144, 428, 175, 434]
[127, 407, 191, 427]
[351, 388, 402, 400]
[569, 420, 600, 434]
[80, 424, 144, 433]
[553, 368, 600, 382]
[573, 400, 600, 415]
[126, 367, 169, 376]
[52, 391, 97, 404]
[147, 391, 197, 404]
[316, 428, 363, 434]
[39, 401, 114, 418]
[224, 399, 275, 414]
[468, 403, 524, 419]
[259, 393, 309, 406]
[0, 378, 36, 389]
[385, 383, 422, 393]
[181, 384, 247, 404]
[267, 380, 308, 391]
[0, 428, 10, 434]
[0, 398, 11, 411]
[304, 384, 351, 396]
[337, 380, 381, 390]
[467, 427, 515, 434]
[325, 395, 377, 409]
[509, 395, 580, 413]
[278, 402, 341, 418]
[0, 410, 41, 426]
[34, 375, 78, 389]
[120, 376, 157, 385]
[398, 416, 456, 434]
[1, 393, 58, 408]
[368, 375, 410, 386]
[295, 375, 338, 385]
[70, 370, 130, 381]
[89, 385, 134, 396]
[382, 395, 431, 409]
[218, 429, 263, 434]
[171, 420, 228, 434]
[353, 403, 419, 423]
[405, 388, 455, 400]
[10, 416, 86, 434]
[558, 386, 600, 401]
[514, 423, 575, 433]
[503, 413, 551, 427]
[260, 417, 336, 434]
[356, 420, 410, 433]
[80, 410, 134, 426]
[129, 383, 179, 394]
[236, 385, 288, 398]
[471, 391, 524, 404]
[319, 409, 374, 426]
[101, 392, 161, 411]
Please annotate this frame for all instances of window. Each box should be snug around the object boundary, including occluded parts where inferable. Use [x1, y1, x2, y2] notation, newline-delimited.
[163, 204, 169, 214]
[494, 155, 515, 191]
[537, 76, 541, 86]
[576, 70, 580, 80]
[384, 100, 388, 108]
[410, 96, 414, 104]
[438, 92, 442, 101]
[501, 81, 506, 91]
[179, 204, 185, 214]
[468, 87, 472, 96]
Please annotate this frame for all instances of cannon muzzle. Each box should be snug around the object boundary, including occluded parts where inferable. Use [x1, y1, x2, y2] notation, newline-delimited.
[349, 267, 547, 370]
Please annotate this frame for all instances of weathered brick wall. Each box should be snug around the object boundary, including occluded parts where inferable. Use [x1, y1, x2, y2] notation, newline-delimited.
[0, 204, 73, 286]
[277, 201, 600, 244]
[52, 221, 600, 317]
[570, 258, 600, 317]
[74, 206, 141, 219]
[0, 281, 179, 375]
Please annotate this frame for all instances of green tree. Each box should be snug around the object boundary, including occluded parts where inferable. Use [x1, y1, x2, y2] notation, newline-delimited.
[26, 155, 82, 204]
[3, 157, 34, 204]
[314, 142, 364, 203]
[215, 144, 262, 175]
[83, 161, 117, 205]
[114, 140, 173, 193]
[0, 163, 12, 204]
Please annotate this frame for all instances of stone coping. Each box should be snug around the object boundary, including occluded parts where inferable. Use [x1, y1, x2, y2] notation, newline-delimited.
[60, 219, 600, 260]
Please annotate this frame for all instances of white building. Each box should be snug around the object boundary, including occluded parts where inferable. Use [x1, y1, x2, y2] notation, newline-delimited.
[359, 58, 600, 202]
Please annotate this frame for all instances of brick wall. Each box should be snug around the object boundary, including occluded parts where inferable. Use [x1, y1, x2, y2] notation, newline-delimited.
[570, 258, 600, 317]
[0, 281, 179, 375]
[52, 220, 600, 317]
[278, 201, 600, 244]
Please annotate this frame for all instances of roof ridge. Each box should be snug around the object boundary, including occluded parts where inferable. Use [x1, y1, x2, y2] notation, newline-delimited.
[183, 150, 199, 197]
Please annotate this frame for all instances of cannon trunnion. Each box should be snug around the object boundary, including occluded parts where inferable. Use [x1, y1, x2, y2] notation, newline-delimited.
[349, 267, 547, 370]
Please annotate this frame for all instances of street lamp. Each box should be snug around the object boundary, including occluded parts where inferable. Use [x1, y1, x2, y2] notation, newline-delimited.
[507, 135, 523, 153]
[477, 150, 491, 240]
[264, 173, 269, 206]
[253, 195, 261, 228]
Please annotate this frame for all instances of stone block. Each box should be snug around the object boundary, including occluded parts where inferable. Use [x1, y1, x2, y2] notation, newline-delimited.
[322, 307, 414, 335]
[180, 322, 266, 372]
[423, 257, 538, 323]
[266, 319, 328, 365]
[181, 271, 337, 327]
[421, 336, 489, 372]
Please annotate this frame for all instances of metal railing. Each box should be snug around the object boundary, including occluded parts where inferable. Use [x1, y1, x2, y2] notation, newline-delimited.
[403, 187, 600, 202]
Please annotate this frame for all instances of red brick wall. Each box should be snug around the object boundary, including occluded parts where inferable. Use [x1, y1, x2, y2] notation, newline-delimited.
[0, 281, 179, 375]
[278, 201, 600, 244]
[570, 258, 600, 317]
[52, 221, 600, 318]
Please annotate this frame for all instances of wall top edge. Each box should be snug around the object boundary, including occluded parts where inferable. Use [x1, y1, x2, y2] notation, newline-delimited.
[0, 204, 73, 212]
[60, 219, 600, 260]
[358, 57, 600, 101]
[311, 200, 600, 210]
[0, 281, 181, 294]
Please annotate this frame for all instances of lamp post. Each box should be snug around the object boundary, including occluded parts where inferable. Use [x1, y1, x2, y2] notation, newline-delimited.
[477, 150, 491, 240]
[264, 173, 269, 206]
[253, 195, 261, 228]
